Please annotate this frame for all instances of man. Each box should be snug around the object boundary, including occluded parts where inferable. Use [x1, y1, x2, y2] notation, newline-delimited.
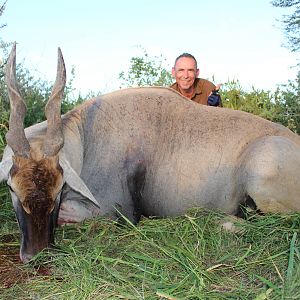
[170, 53, 222, 107]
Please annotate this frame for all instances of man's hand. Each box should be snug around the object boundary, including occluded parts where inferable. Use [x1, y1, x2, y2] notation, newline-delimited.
[207, 84, 222, 106]
[214, 83, 222, 91]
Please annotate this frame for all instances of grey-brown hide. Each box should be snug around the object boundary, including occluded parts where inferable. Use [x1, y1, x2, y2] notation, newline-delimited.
[1, 45, 300, 263]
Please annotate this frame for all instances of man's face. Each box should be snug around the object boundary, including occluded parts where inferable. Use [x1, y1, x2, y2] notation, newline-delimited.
[172, 57, 199, 91]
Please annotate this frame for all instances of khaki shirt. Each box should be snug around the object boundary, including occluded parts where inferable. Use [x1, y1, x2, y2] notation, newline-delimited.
[170, 78, 221, 106]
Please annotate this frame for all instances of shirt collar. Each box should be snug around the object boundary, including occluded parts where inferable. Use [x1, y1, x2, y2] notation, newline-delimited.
[172, 78, 202, 98]
[191, 78, 202, 99]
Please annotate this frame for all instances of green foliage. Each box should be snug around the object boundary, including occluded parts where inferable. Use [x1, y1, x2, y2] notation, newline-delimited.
[272, 0, 300, 52]
[220, 78, 300, 134]
[14, 65, 84, 128]
[0, 62, 86, 159]
[16, 66, 52, 126]
[275, 70, 300, 132]
[270, 1, 300, 132]
[0, 2, 9, 158]
[0, 1, 6, 31]
[221, 80, 277, 119]
[118, 47, 173, 87]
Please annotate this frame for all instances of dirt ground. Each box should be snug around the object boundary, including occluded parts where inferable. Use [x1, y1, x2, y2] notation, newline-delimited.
[0, 234, 53, 291]
[0, 234, 30, 289]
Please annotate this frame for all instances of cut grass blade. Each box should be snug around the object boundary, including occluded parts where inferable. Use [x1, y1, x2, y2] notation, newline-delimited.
[286, 232, 297, 283]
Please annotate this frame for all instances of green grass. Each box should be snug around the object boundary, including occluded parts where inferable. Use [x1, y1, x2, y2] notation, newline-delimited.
[0, 191, 300, 300]
[0, 183, 19, 235]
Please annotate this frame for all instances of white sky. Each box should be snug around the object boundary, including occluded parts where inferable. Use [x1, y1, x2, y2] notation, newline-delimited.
[1, 0, 299, 95]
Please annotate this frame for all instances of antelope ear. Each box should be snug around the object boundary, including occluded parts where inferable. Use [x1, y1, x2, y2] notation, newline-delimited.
[0, 146, 14, 182]
[0, 159, 12, 182]
[59, 157, 100, 209]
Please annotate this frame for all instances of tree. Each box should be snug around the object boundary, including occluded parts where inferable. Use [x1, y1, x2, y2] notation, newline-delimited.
[119, 47, 173, 88]
[272, 0, 300, 52]
[271, 1, 300, 133]
[222, 80, 279, 122]
[275, 70, 300, 132]
[0, 1, 9, 151]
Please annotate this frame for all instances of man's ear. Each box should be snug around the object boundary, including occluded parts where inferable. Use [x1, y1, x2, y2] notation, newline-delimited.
[171, 67, 176, 78]
[196, 68, 200, 77]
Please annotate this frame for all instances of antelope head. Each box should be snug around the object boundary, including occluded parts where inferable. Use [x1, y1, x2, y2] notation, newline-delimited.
[5, 43, 66, 263]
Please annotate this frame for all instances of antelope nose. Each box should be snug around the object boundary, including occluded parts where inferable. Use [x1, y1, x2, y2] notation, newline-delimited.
[20, 251, 34, 264]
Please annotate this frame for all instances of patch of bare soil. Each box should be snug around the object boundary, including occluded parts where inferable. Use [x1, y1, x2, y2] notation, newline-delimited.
[0, 235, 29, 290]
[0, 234, 53, 290]
[0, 234, 28, 289]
